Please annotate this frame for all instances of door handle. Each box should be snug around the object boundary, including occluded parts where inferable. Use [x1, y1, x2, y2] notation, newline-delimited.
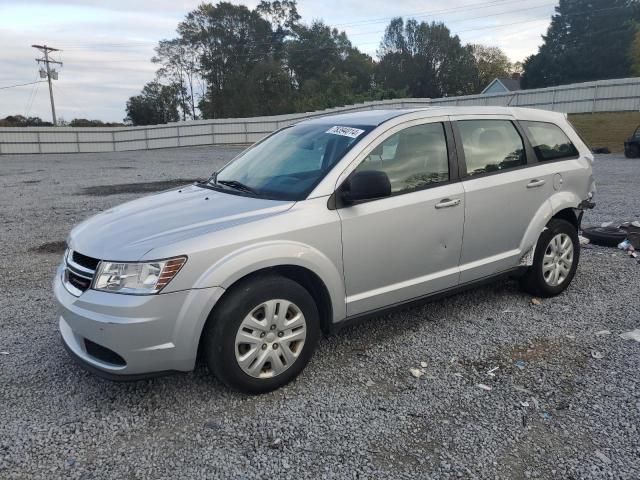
[435, 198, 461, 209]
[527, 179, 546, 188]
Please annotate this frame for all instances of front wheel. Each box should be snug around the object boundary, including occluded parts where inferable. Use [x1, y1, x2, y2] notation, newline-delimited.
[520, 218, 580, 297]
[202, 273, 320, 394]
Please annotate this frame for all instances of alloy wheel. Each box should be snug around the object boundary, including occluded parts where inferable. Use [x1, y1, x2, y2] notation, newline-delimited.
[542, 233, 574, 287]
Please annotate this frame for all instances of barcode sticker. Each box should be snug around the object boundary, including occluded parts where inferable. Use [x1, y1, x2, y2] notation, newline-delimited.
[326, 126, 365, 138]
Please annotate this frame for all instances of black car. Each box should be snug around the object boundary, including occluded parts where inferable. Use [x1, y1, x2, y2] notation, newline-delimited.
[625, 125, 640, 158]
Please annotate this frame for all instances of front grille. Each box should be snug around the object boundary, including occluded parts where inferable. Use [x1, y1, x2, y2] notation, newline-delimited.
[63, 249, 100, 296]
[84, 339, 126, 366]
[72, 251, 100, 271]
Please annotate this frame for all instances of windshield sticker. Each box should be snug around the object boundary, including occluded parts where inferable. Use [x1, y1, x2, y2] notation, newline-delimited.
[326, 126, 365, 138]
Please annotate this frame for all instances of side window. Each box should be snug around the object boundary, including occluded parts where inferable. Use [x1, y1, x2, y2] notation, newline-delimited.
[354, 123, 449, 194]
[457, 120, 526, 176]
[521, 121, 579, 161]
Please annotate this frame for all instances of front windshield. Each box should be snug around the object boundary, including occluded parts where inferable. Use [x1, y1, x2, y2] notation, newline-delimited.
[214, 123, 373, 200]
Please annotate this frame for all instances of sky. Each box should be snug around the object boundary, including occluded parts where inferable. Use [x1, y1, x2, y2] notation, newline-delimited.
[0, 0, 556, 122]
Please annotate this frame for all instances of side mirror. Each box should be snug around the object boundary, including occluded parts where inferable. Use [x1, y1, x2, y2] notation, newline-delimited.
[341, 170, 391, 205]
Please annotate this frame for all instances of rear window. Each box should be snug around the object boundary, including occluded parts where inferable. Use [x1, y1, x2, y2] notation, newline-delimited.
[521, 121, 579, 161]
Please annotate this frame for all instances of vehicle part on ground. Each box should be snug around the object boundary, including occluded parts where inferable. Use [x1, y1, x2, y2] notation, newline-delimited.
[582, 226, 629, 247]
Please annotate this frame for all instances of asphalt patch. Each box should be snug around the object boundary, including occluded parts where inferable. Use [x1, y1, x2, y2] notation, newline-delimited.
[30, 240, 66, 254]
[78, 179, 199, 196]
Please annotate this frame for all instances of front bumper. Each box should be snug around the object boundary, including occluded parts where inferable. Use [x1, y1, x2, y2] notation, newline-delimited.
[54, 265, 225, 378]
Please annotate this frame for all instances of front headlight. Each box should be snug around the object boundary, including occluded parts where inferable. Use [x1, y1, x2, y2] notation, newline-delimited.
[93, 256, 186, 295]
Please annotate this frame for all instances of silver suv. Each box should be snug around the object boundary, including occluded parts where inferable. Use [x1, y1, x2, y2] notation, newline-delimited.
[55, 107, 596, 393]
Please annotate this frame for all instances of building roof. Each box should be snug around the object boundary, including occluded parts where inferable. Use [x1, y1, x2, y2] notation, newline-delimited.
[481, 77, 522, 94]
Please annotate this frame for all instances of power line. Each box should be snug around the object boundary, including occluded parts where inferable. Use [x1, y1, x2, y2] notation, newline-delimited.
[25, 81, 41, 117]
[0, 80, 46, 90]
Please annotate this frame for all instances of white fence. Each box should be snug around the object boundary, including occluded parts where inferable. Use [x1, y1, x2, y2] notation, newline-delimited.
[2, 77, 639, 155]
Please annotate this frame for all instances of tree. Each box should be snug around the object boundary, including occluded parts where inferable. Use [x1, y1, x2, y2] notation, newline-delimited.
[376, 18, 477, 98]
[287, 21, 374, 110]
[522, 0, 640, 88]
[153, 38, 200, 120]
[124, 81, 181, 126]
[630, 24, 640, 76]
[470, 44, 512, 93]
[0, 115, 52, 127]
[69, 118, 124, 127]
[177, 2, 283, 118]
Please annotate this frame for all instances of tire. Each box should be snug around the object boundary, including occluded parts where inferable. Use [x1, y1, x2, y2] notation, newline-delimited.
[581, 226, 628, 247]
[202, 273, 320, 394]
[520, 218, 580, 297]
[625, 144, 640, 159]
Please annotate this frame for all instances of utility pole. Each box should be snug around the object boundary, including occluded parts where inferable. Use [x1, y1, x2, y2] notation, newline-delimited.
[32, 44, 62, 126]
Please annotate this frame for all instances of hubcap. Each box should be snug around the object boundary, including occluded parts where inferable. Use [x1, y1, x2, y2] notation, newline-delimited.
[234, 299, 307, 379]
[542, 233, 574, 287]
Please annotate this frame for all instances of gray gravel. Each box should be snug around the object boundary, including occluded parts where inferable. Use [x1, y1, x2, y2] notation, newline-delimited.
[1, 147, 639, 479]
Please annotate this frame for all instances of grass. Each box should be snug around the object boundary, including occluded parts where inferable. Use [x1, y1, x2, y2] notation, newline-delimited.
[568, 112, 640, 153]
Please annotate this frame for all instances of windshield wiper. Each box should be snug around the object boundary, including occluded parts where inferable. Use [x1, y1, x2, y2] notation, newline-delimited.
[217, 179, 258, 195]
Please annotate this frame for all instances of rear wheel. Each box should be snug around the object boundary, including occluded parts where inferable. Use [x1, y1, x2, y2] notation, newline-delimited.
[520, 218, 580, 297]
[202, 273, 320, 394]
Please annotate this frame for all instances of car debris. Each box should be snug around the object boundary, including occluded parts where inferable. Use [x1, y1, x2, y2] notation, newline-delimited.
[618, 239, 634, 251]
[591, 351, 605, 359]
[531, 298, 542, 306]
[620, 329, 640, 342]
[514, 360, 526, 370]
[595, 330, 611, 336]
[409, 367, 425, 379]
[486, 366, 499, 377]
[476, 384, 492, 391]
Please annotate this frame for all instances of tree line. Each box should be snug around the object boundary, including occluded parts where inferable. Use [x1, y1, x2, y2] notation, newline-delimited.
[0, 115, 124, 127]
[125, 0, 640, 126]
[125, 1, 519, 125]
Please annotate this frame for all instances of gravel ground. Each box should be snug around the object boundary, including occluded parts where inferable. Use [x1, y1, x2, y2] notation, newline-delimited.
[1, 147, 639, 479]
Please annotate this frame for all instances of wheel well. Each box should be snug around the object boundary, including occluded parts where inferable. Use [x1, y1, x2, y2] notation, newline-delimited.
[552, 208, 579, 230]
[201, 265, 334, 343]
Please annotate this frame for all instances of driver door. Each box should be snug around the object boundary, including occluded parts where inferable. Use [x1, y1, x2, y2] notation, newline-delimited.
[337, 119, 465, 316]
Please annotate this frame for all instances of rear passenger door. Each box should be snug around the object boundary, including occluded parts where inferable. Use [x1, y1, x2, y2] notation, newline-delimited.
[452, 116, 553, 283]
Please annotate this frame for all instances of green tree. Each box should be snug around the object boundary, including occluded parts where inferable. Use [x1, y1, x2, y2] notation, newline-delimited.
[124, 81, 181, 125]
[470, 44, 512, 93]
[153, 38, 200, 120]
[630, 24, 640, 76]
[287, 21, 374, 110]
[0, 115, 52, 127]
[522, 0, 640, 88]
[177, 2, 285, 118]
[376, 18, 477, 98]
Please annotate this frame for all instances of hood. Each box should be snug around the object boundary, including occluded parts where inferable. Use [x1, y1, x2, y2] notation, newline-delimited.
[69, 184, 294, 261]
